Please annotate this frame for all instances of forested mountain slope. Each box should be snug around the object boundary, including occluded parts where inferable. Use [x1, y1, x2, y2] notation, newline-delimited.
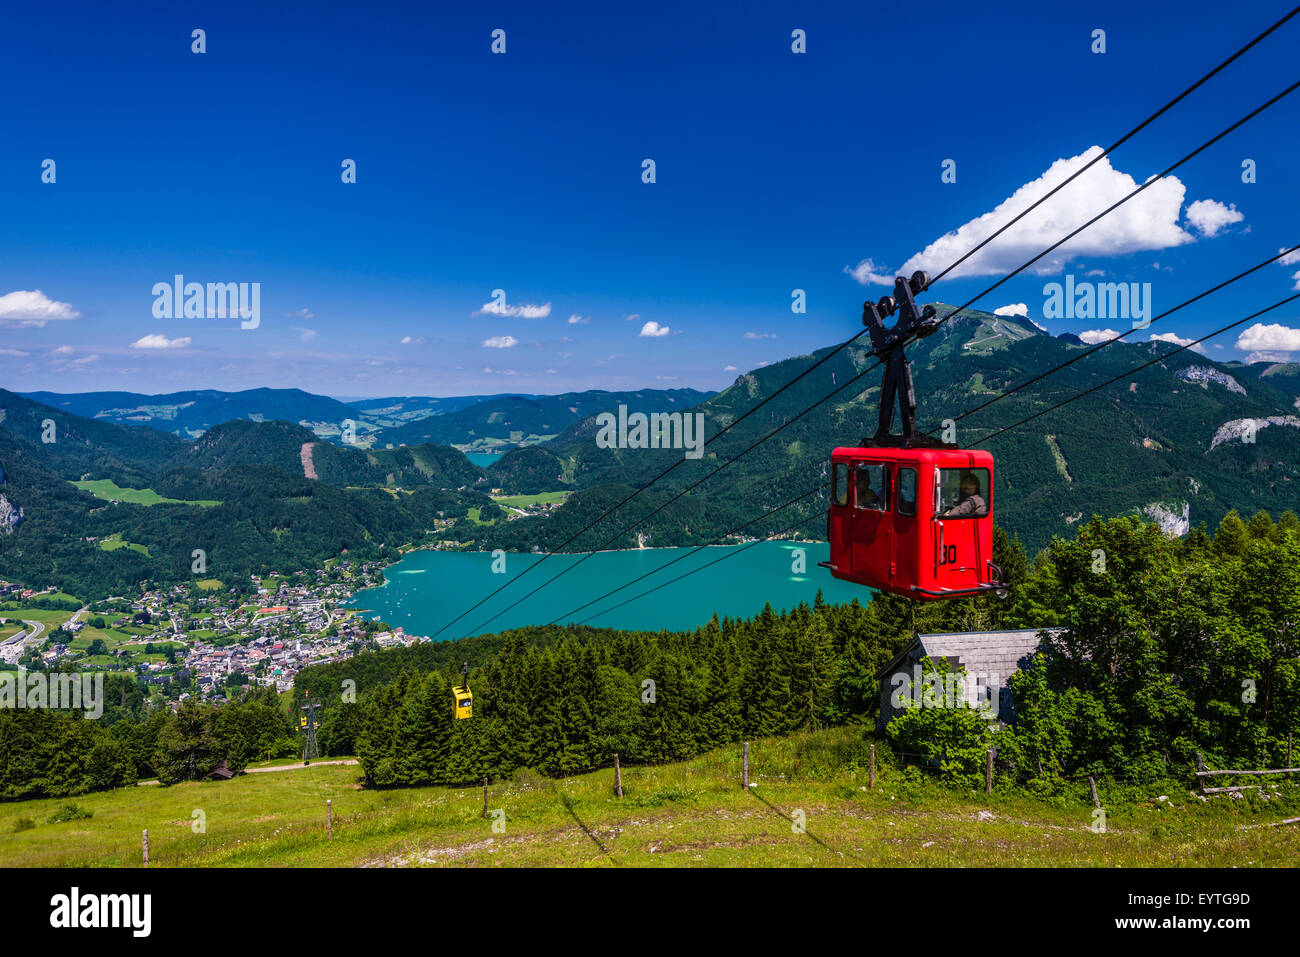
[473, 306, 1300, 554]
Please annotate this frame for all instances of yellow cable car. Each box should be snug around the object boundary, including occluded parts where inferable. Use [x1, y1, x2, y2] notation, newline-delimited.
[452, 662, 472, 719]
[453, 684, 472, 719]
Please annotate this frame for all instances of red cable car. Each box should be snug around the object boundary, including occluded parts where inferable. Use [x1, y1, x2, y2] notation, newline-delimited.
[820, 272, 1007, 601]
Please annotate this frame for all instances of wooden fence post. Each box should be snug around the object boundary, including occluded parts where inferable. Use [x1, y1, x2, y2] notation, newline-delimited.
[614, 753, 623, 798]
[142, 829, 149, 867]
[326, 799, 333, 838]
[1088, 776, 1100, 809]
[743, 741, 750, 789]
[869, 743, 876, 789]
[482, 777, 489, 818]
[985, 750, 994, 795]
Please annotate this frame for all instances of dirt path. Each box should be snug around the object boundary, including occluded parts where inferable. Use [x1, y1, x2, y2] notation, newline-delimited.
[136, 758, 357, 785]
[245, 759, 358, 774]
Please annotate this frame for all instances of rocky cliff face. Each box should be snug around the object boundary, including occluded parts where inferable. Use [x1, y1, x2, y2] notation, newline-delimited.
[0, 493, 23, 534]
[1142, 501, 1191, 537]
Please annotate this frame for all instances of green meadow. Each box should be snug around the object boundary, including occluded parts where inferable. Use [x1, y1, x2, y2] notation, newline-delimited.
[72, 479, 220, 507]
[1, 730, 1294, 868]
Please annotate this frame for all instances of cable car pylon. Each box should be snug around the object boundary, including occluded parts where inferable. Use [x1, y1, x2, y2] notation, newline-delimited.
[822, 273, 1007, 601]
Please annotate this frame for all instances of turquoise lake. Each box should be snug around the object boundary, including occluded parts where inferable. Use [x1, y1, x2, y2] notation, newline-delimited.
[345, 541, 870, 638]
[464, 451, 504, 467]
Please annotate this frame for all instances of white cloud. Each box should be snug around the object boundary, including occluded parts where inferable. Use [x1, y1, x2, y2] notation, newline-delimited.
[1236, 322, 1300, 358]
[744, 332, 776, 339]
[295, 327, 317, 343]
[0, 289, 81, 325]
[1149, 331, 1205, 354]
[1185, 199, 1244, 237]
[844, 258, 895, 286]
[483, 367, 519, 375]
[130, 334, 192, 349]
[1278, 247, 1300, 267]
[624, 313, 640, 322]
[993, 303, 1029, 317]
[286, 307, 315, 320]
[1079, 328, 1120, 344]
[0, 348, 30, 356]
[639, 321, 670, 338]
[567, 314, 589, 325]
[482, 335, 519, 349]
[476, 298, 551, 318]
[847, 148, 1199, 284]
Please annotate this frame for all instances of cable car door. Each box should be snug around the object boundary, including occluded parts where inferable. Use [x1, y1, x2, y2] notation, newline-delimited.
[892, 465, 920, 589]
[849, 462, 893, 588]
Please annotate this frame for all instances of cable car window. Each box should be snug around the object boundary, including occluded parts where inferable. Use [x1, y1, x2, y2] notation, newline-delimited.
[831, 463, 849, 506]
[935, 468, 990, 518]
[897, 468, 917, 516]
[854, 463, 890, 511]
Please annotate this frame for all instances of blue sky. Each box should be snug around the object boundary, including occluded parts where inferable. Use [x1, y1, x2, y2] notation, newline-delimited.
[2, 0, 1298, 398]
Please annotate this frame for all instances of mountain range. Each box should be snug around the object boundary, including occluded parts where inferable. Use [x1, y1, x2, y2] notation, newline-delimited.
[24, 386, 712, 451]
[3, 303, 1299, 598]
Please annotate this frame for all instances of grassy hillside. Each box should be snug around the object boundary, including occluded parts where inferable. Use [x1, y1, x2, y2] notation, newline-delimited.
[1, 729, 1294, 867]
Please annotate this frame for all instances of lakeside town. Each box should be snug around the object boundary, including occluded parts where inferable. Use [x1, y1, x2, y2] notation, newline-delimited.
[0, 559, 419, 705]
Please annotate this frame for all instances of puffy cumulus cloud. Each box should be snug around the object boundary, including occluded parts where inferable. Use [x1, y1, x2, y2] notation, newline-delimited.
[1079, 328, 1120, 344]
[1149, 331, 1206, 354]
[567, 314, 590, 325]
[639, 321, 670, 338]
[1185, 199, 1244, 237]
[848, 148, 1199, 284]
[482, 335, 519, 349]
[475, 297, 551, 318]
[0, 289, 81, 325]
[724, 364, 737, 371]
[1236, 323, 1300, 360]
[844, 258, 896, 286]
[400, 335, 425, 345]
[130, 334, 192, 349]
[993, 303, 1029, 317]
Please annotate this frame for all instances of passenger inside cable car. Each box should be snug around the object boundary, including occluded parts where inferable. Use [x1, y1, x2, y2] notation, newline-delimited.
[855, 462, 889, 511]
[939, 469, 989, 518]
